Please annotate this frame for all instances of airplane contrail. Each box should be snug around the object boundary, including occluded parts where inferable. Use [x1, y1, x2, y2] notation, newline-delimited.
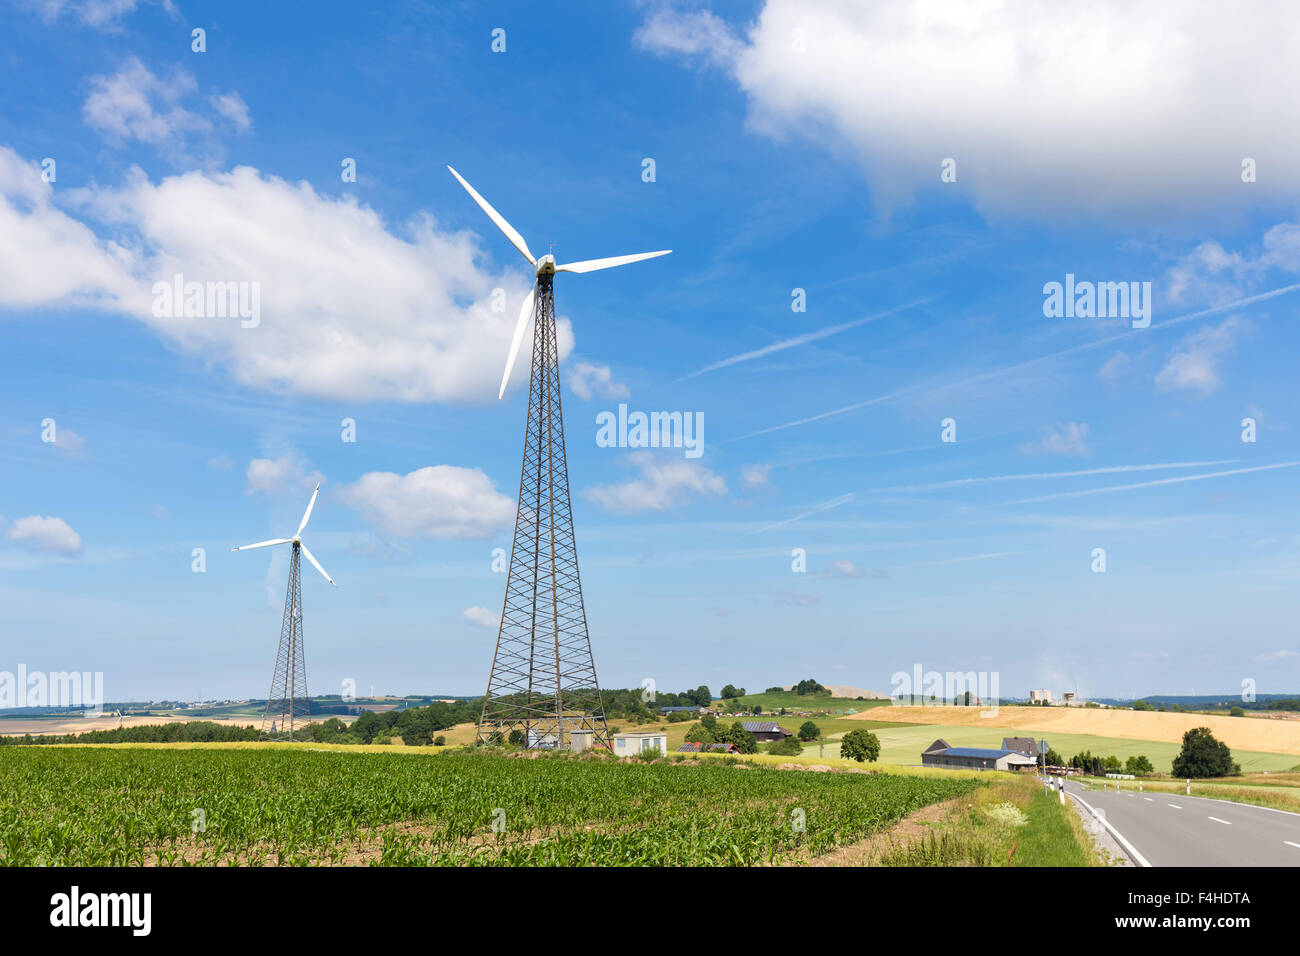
[748, 493, 856, 534]
[875, 460, 1239, 492]
[683, 299, 928, 379]
[1005, 461, 1300, 504]
[729, 280, 1300, 441]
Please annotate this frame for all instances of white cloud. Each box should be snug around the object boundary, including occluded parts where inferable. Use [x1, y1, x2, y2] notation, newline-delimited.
[246, 454, 322, 495]
[569, 361, 629, 401]
[25, 0, 171, 30]
[461, 606, 500, 629]
[585, 452, 727, 513]
[4, 515, 83, 556]
[637, 1, 1300, 219]
[1098, 351, 1130, 383]
[209, 92, 252, 133]
[1254, 649, 1298, 662]
[1167, 222, 1300, 305]
[0, 148, 570, 401]
[739, 463, 771, 489]
[339, 465, 514, 539]
[1155, 317, 1246, 395]
[207, 455, 233, 471]
[1020, 422, 1091, 457]
[822, 559, 861, 578]
[83, 57, 208, 146]
[49, 427, 86, 455]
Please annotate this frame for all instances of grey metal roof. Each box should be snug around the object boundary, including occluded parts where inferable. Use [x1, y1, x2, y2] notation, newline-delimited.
[741, 720, 785, 733]
[939, 747, 1017, 759]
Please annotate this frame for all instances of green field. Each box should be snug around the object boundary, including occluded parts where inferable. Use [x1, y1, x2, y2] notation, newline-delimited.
[0, 746, 985, 866]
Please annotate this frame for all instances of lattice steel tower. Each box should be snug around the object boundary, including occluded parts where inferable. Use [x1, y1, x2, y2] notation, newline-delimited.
[232, 481, 336, 743]
[446, 165, 670, 751]
[263, 542, 311, 741]
[478, 276, 610, 749]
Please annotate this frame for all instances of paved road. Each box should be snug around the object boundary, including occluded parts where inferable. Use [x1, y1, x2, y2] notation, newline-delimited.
[1062, 778, 1300, 866]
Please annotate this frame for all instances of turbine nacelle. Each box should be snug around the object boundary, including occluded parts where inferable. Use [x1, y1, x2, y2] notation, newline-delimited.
[231, 482, 336, 587]
[447, 165, 671, 399]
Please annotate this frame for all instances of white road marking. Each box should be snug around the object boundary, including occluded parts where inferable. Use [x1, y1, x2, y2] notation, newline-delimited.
[1207, 816, 1232, 825]
[1284, 841, 1300, 849]
[1068, 788, 1152, 868]
[1143, 797, 1154, 802]
[1168, 803, 1182, 809]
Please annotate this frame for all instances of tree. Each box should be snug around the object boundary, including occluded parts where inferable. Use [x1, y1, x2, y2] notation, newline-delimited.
[1172, 727, 1238, 778]
[840, 729, 880, 763]
[700, 714, 718, 732]
[716, 721, 758, 754]
[797, 720, 820, 742]
[1229, 706, 1245, 717]
[1044, 748, 1063, 767]
[794, 679, 828, 696]
[691, 685, 713, 708]
[766, 737, 803, 756]
[1132, 700, 1153, 711]
[751, 705, 763, 715]
[684, 723, 713, 743]
[1125, 755, 1154, 775]
[720, 684, 741, 700]
[1102, 755, 1122, 772]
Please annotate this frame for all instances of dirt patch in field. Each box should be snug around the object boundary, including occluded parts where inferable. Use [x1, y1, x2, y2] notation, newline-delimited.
[789, 795, 964, 867]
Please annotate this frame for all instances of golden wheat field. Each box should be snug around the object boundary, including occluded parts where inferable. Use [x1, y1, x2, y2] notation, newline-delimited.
[848, 705, 1300, 755]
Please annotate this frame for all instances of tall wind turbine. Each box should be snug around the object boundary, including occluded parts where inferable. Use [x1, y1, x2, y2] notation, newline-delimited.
[448, 166, 670, 751]
[232, 482, 336, 741]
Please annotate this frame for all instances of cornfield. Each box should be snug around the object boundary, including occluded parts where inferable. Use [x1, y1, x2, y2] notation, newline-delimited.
[0, 747, 983, 866]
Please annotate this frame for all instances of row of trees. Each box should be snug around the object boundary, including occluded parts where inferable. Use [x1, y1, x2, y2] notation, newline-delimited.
[1068, 728, 1239, 778]
[1068, 750, 1154, 776]
[0, 720, 260, 745]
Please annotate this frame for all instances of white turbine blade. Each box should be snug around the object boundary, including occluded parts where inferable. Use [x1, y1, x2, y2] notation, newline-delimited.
[499, 286, 534, 400]
[299, 543, 336, 587]
[230, 538, 291, 552]
[296, 482, 321, 536]
[555, 250, 671, 274]
[447, 166, 535, 266]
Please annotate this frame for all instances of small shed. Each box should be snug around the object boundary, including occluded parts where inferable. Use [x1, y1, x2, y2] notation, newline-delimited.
[613, 730, 667, 756]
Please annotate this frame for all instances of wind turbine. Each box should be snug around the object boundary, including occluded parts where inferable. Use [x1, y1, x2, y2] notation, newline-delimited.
[448, 166, 670, 750]
[232, 482, 335, 741]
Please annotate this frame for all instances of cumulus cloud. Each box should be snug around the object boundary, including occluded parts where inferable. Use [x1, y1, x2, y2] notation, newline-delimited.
[569, 361, 629, 401]
[83, 57, 207, 146]
[25, 0, 172, 30]
[246, 454, 323, 495]
[637, 1, 1300, 220]
[584, 452, 727, 513]
[49, 427, 86, 455]
[822, 559, 861, 578]
[1155, 317, 1246, 395]
[1098, 351, 1130, 383]
[739, 463, 771, 489]
[0, 148, 569, 401]
[209, 92, 252, 133]
[4, 515, 83, 556]
[339, 465, 514, 539]
[1020, 422, 1092, 457]
[1167, 222, 1300, 305]
[461, 606, 500, 629]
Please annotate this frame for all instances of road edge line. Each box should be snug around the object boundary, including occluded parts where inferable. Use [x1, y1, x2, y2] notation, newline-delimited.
[1069, 790, 1153, 868]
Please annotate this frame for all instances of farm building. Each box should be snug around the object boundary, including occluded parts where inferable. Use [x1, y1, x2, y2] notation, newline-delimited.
[741, 720, 792, 742]
[613, 730, 668, 756]
[921, 739, 1037, 771]
[659, 705, 701, 715]
[1001, 737, 1042, 758]
[677, 741, 741, 754]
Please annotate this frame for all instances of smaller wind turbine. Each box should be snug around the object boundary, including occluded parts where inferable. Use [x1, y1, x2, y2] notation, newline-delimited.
[232, 482, 336, 741]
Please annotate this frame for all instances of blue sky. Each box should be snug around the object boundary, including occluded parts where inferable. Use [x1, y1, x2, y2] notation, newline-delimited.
[1, 0, 1298, 703]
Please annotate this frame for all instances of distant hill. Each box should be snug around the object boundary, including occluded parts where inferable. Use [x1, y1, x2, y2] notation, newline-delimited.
[780, 683, 889, 700]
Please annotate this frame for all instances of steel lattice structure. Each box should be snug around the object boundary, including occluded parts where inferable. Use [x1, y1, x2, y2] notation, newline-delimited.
[262, 542, 312, 741]
[478, 275, 610, 750]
